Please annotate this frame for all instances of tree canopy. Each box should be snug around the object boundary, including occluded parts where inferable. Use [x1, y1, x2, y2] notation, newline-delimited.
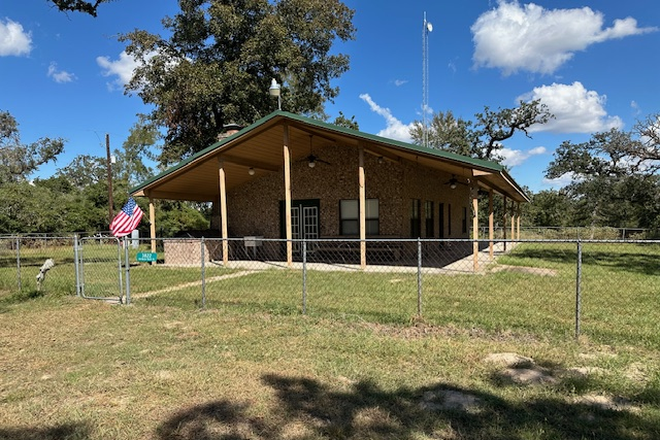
[0, 109, 206, 235]
[48, 0, 112, 17]
[0, 110, 65, 184]
[121, 0, 356, 166]
[545, 120, 660, 230]
[410, 100, 552, 162]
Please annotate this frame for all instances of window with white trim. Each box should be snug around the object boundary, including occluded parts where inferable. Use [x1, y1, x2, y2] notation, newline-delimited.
[340, 199, 379, 235]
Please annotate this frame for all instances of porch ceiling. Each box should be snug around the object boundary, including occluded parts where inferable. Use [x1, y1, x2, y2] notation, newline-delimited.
[132, 111, 529, 203]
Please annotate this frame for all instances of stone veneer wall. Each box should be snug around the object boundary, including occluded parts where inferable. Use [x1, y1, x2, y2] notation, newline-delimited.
[163, 239, 223, 266]
[221, 142, 470, 239]
[401, 160, 471, 238]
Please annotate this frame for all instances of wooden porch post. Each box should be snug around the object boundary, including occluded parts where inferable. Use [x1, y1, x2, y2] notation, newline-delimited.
[488, 190, 494, 260]
[503, 196, 508, 252]
[149, 198, 156, 254]
[510, 200, 516, 244]
[516, 202, 522, 240]
[358, 146, 366, 269]
[282, 124, 293, 267]
[472, 185, 479, 272]
[218, 158, 229, 266]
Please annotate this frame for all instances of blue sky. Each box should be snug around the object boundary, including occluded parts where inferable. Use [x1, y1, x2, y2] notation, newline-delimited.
[1, 0, 658, 193]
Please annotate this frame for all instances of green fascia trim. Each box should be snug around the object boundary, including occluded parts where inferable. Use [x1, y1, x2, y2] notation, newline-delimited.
[131, 110, 508, 194]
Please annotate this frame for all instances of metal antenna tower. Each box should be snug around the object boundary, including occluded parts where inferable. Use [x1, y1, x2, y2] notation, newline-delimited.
[423, 12, 433, 148]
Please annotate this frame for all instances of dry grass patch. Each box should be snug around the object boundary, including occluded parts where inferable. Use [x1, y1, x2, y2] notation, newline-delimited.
[1, 296, 659, 440]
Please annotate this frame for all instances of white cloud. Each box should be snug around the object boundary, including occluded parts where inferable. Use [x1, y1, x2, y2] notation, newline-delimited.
[359, 93, 414, 143]
[97, 50, 142, 90]
[0, 18, 32, 56]
[471, 1, 657, 75]
[542, 171, 580, 188]
[47, 62, 76, 83]
[519, 82, 623, 134]
[500, 146, 546, 167]
[631, 100, 641, 116]
[393, 79, 408, 87]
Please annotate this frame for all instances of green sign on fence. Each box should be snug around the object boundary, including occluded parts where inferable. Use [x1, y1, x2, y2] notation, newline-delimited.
[136, 252, 158, 263]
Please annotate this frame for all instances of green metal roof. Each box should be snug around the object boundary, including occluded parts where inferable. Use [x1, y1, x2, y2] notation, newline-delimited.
[131, 110, 527, 201]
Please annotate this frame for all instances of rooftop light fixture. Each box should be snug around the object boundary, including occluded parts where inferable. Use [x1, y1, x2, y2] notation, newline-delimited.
[268, 78, 281, 110]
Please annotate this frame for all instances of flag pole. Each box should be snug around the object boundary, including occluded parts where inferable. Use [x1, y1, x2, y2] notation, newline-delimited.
[106, 133, 114, 226]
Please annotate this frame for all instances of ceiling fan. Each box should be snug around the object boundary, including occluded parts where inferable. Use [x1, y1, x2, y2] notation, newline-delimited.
[444, 175, 466, 189]
[299, 135, 331, 168]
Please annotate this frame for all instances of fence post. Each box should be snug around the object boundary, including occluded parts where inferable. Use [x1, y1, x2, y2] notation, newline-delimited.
[575, 240, 582, 339]
[15, 237, 21, 292]
[201, 237, 206, 309]
[73, 235, 80, 297]
[124, 237, 131, 305]
[302, 239, 307, 315]
[417, 238, 422, 318]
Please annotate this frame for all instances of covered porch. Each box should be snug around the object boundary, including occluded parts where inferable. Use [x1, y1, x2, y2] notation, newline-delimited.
[131, 111, 528, 272]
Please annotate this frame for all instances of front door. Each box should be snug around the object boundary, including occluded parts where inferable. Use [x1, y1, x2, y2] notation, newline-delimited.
[280, 199, 320, 253]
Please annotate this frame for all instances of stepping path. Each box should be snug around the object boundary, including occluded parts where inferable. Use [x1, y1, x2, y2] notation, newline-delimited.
[130, 270, 257, 299]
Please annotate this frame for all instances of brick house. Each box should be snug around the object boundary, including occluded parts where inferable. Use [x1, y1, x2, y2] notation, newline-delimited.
[131, 111, 528, 269]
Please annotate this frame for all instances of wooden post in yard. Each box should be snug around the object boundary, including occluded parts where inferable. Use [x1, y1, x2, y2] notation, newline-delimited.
[510, 200, 516, 244]
[488, 190, 494, 260]
[149, 198, 156, 264]
[517, 202, 522, 240]
[283, 124, 293, 267]
[218, 158, 229, 266]
[503, 197, 507, 252]
[358, 145, 366, 270]
[472, 185, 479, 272]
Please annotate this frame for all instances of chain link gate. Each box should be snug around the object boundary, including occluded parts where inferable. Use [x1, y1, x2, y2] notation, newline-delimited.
[75, 235, 126, 303]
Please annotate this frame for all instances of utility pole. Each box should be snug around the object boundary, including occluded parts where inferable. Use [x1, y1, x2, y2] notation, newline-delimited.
[422, 12, 433, 148]
[106, 133, 114, 225]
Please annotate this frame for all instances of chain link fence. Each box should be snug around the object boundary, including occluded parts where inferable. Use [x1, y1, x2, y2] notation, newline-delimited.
[0, 236, 76, 296]
[1, 235, 658, 347]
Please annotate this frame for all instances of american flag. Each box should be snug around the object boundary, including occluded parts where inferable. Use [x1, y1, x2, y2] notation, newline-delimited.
[110, 197, 143, 237]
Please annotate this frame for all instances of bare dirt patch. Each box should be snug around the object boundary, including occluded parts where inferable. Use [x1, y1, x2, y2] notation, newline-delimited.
[420, 389, 483, 413]
[575, 394, 640, 412]
[484, 352, 534, 368]
[486, 352, 557, 385]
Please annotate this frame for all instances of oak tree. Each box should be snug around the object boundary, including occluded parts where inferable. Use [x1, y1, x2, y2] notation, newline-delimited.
[545, 126, 660, 229]
[121, 0, 356, 166]
[411, 100, 552, 161]
[0, 110, 65, 184]
[48, 0, 111, 17]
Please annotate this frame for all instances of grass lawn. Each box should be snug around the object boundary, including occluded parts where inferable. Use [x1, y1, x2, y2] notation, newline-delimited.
[1, 295, 659, 440]
[1, 241, 659, 439]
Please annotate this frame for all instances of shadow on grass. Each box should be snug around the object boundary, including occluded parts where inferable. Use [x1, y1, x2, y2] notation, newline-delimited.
[156, 374, 660, 440]
[0, 290, 44, 312]
[0, 422, 91, 440]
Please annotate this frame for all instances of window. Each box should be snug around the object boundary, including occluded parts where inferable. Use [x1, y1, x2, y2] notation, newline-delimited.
[340, 199, 379, 235]
[462, 207, 468, 234]
[410, 199, 421, 238]
[438, 203, 445, 238]
[447, 204, 452, 236]
[425, 201, 434, 237]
